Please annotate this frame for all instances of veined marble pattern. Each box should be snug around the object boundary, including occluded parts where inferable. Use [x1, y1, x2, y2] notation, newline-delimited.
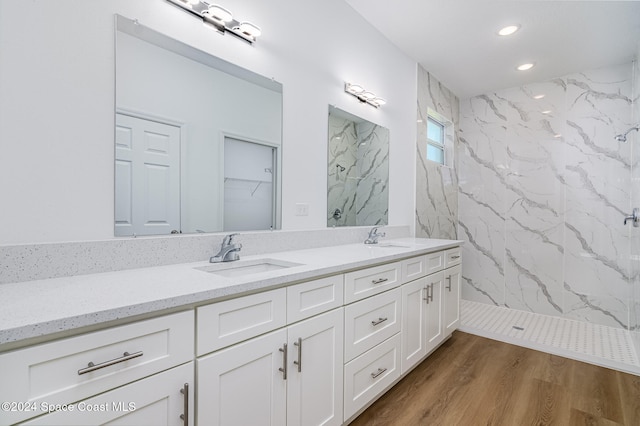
[416, 66, 459, 239]
[459, 62, 635, 330]
[355, 120, 389, 225]
[327, 112, 389, 226]
[328, 114, 358, 226]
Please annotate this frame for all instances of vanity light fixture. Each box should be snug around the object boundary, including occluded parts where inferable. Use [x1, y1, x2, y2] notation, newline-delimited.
[345, 83, 386, 108]
[167, 0, 262, 44]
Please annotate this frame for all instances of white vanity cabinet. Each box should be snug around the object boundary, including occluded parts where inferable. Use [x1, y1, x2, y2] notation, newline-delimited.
[401, 248, 461, 374]
[0, 311, 194, 426]
[443, 264, 461, 336]
[401, 271, 444, 374]
[196, 277, 344, 426]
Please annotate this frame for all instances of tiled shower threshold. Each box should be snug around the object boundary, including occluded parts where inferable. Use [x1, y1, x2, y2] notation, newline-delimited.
[459, 300, 640, 376]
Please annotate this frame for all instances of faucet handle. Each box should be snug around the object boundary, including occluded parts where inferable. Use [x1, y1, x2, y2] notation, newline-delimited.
[223, 233, 240, 245]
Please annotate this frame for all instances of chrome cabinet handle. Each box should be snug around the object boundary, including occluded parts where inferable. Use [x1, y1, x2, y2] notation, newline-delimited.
[371, 317, 388, 326]
[77, 351, 143, 375]
[293, 338, 302, 373]
[424, 283, 433, 304]
[422, 286, 428, 302]
[180, 383, 189, 424]
[450, 255, 461, 259]
[371, 367, 387, 379]
[279, 343, 288, 380]
[371, 278, 389, 285]
[446, 276, 452, 292]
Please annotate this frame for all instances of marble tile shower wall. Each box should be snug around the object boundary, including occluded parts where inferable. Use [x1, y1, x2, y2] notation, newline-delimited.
[355, 120, 389, 225]
[459, 62, 636, 330]
[327, 115, 389, 226]
[328, 114, 359, 226]
[415, 66, 459, 239]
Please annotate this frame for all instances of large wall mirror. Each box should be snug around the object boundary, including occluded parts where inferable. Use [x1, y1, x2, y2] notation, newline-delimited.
[114, 15, 282, 236]
[327, 106, 389, 227]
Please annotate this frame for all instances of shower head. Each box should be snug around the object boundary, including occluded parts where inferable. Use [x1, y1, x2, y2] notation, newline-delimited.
[614, 125, 640, 143]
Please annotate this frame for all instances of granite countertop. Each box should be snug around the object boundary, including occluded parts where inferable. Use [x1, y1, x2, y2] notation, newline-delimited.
[0, 238, 462, 349]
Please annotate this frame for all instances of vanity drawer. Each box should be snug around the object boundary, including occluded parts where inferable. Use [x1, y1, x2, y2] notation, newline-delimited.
[444, 247, 462, 268]
[0, 311, 194, 426]
[287, 275, 344, 324]
[344, 333, 401, 421]
[401, 252, 444, 283]
[344, 288, 401, 362]
[344, 261, 401, 304]
[197, 288, 286, 355]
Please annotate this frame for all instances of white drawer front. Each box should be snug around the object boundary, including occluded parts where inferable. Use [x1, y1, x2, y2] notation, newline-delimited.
[197, 288, 286, 355]
[287, 275, 344, 324]
[444, 247, 462, 268]
[344, 288, 401, 362]
[401, 255, 432, 283]
[22, 362, 194, 426]
[0, 311, 194, 425]
[344, 334, 401, 421]
[344, 261, 401, 304]
[426, 251, 445, 274]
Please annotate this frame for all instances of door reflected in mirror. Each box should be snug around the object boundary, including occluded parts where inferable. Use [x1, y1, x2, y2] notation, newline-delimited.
[327, 106, 389, 227]
[114, 15, 282, 236]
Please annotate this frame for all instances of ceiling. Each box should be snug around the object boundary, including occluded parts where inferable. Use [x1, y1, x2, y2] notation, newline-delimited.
[345, 0, 640, 99]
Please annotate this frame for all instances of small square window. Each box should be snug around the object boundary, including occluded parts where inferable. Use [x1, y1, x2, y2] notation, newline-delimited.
[426, 115, 446, 165]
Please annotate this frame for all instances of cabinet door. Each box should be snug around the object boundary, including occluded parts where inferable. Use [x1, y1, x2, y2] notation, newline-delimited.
[400, 277, 427, 374]
[425, 271, 444, 355]
[23, 362, 194, 426]
[444, 264, 461, 336]
[287, 309, 344, 426]
[197, 329, 287, 426]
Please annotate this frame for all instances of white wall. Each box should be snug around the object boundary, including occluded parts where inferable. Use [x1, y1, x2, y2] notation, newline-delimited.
[0, 0, 417, 245]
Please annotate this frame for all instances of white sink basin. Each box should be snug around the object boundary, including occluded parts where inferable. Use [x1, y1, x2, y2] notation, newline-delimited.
[195, 259, 303, 277]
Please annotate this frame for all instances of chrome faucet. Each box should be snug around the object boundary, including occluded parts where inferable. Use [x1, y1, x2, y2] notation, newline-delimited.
[210, 233, 242, 263]
[364, 227, 386, 244]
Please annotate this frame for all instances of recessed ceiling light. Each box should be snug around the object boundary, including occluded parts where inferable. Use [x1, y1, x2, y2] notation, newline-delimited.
[541, 110, 552, 114]
[498, 25, 520, 36]
[533, 94, 545, 99]
[517, 63, 535, 71]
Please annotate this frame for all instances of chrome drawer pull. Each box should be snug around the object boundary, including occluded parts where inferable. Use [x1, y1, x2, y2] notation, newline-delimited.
[371, 367, 387, 379]
[371, 278, 389, 285]
[180, 383, 189, 424]
[446, 276, 452, 291]
[78, 351, 143, 375]
[293, 337, 302, 372]
[279, 343, 288, 380]
[371, 317, 388, 326]
[450, 255, 460, 259]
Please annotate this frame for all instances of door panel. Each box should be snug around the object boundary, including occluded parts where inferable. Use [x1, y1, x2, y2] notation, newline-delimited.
[115, 113, 180, 236]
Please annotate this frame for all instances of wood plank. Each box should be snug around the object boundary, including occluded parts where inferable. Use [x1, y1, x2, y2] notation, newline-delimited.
[349, 331, 640, 426]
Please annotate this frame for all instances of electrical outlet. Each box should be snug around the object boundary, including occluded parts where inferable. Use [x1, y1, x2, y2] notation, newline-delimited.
[295, 203, 309, 216]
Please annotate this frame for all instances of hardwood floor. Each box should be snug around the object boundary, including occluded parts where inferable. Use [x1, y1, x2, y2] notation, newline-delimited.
[349, 331, 640, 426]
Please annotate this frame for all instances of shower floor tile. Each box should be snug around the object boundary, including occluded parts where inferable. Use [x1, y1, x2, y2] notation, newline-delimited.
[460, 300, 640, 375]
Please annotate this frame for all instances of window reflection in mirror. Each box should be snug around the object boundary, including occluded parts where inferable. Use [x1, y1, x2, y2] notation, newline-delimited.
[114, 15, 282, 236]
[327, 106, 389, 227]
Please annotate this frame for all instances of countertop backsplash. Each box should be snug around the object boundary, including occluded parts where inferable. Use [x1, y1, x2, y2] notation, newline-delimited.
[0, 226, 410, 284]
